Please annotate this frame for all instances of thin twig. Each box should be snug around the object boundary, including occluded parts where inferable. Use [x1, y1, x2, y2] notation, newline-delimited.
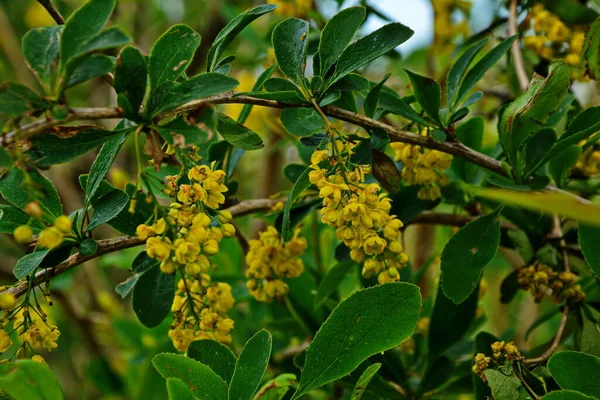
[408, 211, 518, 230]
[523, 305, 569, 365]
[509, 0, 529, 92]
[36, 0, 65, 25]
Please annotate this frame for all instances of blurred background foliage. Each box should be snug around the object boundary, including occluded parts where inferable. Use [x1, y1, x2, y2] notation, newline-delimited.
[0, 0, 599, 398]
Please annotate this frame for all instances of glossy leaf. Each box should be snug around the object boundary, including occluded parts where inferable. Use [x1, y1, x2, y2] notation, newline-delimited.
[483, 365, 522, 400]
[314, 261, 353, 309]
[132, 264, 175, 328]
[229, 330, 272, 400]
[542, 391, 596, 400]
[454, 35, 517, 107]
[292, 283, 421, 399]
[87, 188, 129, 231]
[152, 353, 228, 400]
[282, 167, 311, 241]
[0, 82, 46, 118]
[148, 24, 201, 93]
[0, 205, 44, 234]
[404, 70, 441, 123]
[549, 145, 581, 188]
[441, 208, 501, 304]
[583, 18, 600, 80]
[14, 250, 49, 279]
[318, 6, 366, 77]
[166, 379, 195, 400]
[0, 360, 64, 400]
[207, 4, 276, 72]
[187, 340, 237, 384]
[115, 46, 147, 120]
[216, 112, 263, 150]
[446, 38, 488, 107]
[364, 73, 390, 118]
[66, 54, 115, 88]
[330, 23, 413, 86]
[0, 168, 62, 218]
[272, 18, 310, 85]
[280, 107, 323, 137]
[254, 374, 297, 400]
[548, 351, 600, 397]
[22, 26, 62, 93]
[350, 363, 381, 400]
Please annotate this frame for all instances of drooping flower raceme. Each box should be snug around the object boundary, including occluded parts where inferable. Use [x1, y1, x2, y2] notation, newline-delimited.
[309, 146, 409, 284]
[245, 226, 307, 302]
[136, 162, 236, 351]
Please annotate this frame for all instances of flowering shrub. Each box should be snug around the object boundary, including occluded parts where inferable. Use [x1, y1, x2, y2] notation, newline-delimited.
[1, 0, 600, 399]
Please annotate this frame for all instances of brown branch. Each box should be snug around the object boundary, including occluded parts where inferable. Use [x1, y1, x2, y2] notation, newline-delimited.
[523, 305, 569, 365]
[1, 92, 591, 205]
[36, 0, 65, 25]
[408, 211, 518, 230]
[509, 0, 529, 92]
[0, 198, 280, 300]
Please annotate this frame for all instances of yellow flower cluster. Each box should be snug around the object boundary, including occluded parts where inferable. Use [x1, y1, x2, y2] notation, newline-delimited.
[245, 226, 307, 302]
[309, 147, 409, 284]
[136, 162, 237, 351]
[574, 140, 600, 177]
[169, 276, 235, 352]
[524, 5, 586, 78]
[390, 136, 452, 200]
[0, 305, 60, 355]
[517, 263, 584, 304]
[472, 341, 521, 381]
[432, 0, 471, 52]
[267, 0, 311, 17]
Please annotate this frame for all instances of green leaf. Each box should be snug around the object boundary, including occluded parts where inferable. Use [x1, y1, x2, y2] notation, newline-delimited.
[280, 108, 323, 137]
[22, 26, 62, 93]
[523, 128, 558, 177]
[238, 64, 277, 124]
[540, 106, 600, 167]
[229, 330, 273, 400]
[0, 205, 44, 234]
[483, 365, 522, 400]
[115, 46, 148, 120]
[187, 340, 237, 384]
[364, 73, 390, 118]
[542, 390, 596, 400]
[454, 35, 517, 108]
[292, 282, 421, 399]
[207, 4, 277, 72]
[581, 308, 600, 357]
[314, 261, 353, 309]
[115, 251, 159, 298]
[272, 18, 310, 85]
[0, 360, 64, 400]
[59, 0, 118, 65]
[253, 374, 297, 400]
[87, 189, 129, 231]
[282, 167, 311, 241]
[66, 54, 115, 88]
[371, 149, 401, 194]
[545, 0, 599, 24]
[329, 23, 413, 87]
[583, 18, 600, 80]
[79, 238, 98, 256]
[453, 117, 484, 183]
[0, 82, 46, 118]
[132, 264, 175, 328]
[446, 38, 488, 108]
[155, 117, 210, 146]
[441, 208, 501, 304]
[150, 73, 238, 117]
[166, 379, 196, 400]
[216, 112, 263, 150]
[85, 129, 130, 206]
[549, 145, 581, 188]
[0, 168, 62, 218]
[318, 6, 366, 77]
[148, 24, 201, 94]
[30, 128, 119, 167]
[428, 283, 478, 357]
[404, 70, 441, 123]
[152, 353, 228, 400]
[548, 351, 600, 397]
[350, 363, 381, 400]
[378, 90, 430, 126]
[14, 250, 49, 279]
[472, 187, 600, 226]
[499, 60, 570, 170]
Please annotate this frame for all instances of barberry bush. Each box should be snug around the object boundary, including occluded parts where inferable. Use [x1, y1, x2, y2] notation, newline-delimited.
[1, 0, 600, 398]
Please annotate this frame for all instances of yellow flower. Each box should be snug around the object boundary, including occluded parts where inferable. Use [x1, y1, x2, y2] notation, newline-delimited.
[146, 237, 172, 261]
[13, 225, 33, 244]
[54, 216, 72, 233]
[0, 293, 16, 310]
[38, 227, 63, 249]
[0, 330, 12, 352]
[24, 202, 43, 218]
